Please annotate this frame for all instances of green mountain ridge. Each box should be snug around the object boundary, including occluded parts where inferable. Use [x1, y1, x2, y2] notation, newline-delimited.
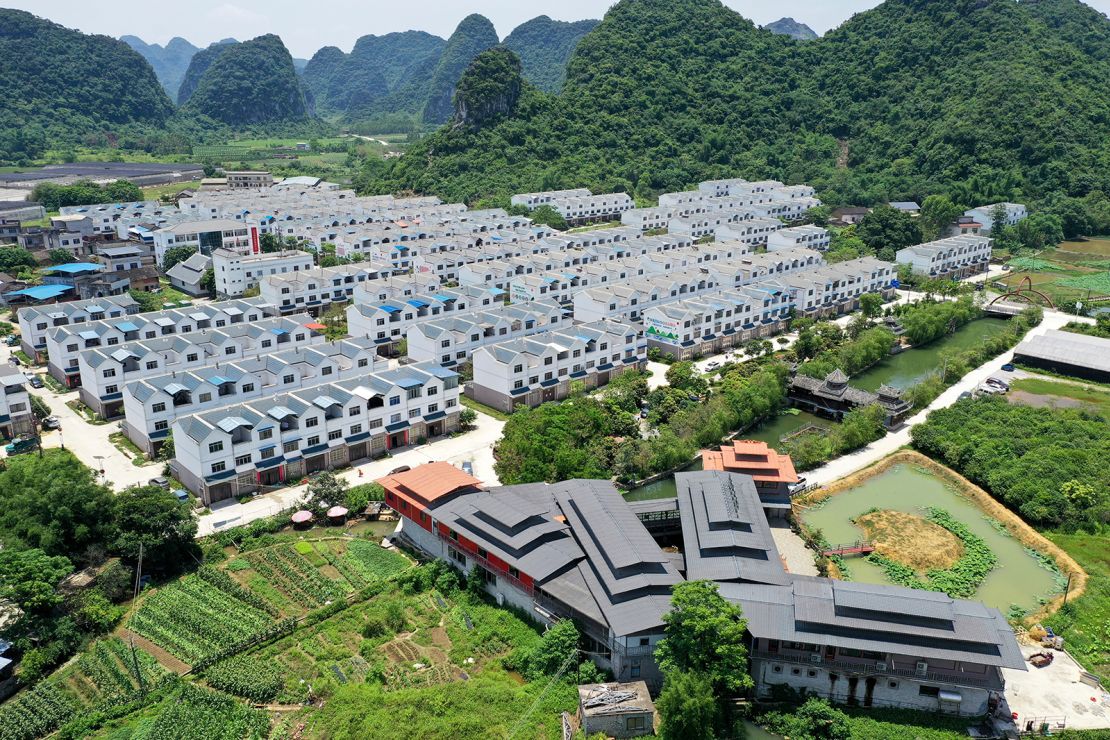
[120, 35, 202, 98]
[423, 14, 501, 124]
[764, 17, 818, 40]
[182, 34, 312, 125]
[0, 9, 174, 162]
[177, 39, 238, 105]
[502, 16, 600, 93]
[369, 0, 1110, 212]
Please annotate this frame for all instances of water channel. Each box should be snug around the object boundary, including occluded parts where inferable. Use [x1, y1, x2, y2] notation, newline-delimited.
[801, 464, 1059, 613]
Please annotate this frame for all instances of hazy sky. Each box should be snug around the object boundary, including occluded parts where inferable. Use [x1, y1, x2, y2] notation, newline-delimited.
[10, 0, 1110, 57]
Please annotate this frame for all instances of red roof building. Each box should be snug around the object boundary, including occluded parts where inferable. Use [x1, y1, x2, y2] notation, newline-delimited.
[701, 440, 799, 497]
[377, 462, 484, 532]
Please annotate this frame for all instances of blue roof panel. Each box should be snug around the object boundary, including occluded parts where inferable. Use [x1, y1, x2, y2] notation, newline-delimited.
[6, 285, 72, 300]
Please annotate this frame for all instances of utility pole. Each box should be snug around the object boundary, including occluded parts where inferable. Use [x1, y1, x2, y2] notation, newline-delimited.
[129, 543, 146, 693]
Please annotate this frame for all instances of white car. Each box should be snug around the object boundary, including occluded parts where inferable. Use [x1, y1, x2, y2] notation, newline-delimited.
[977, 383, 1005, 395]
[985, 377, 1010, 391]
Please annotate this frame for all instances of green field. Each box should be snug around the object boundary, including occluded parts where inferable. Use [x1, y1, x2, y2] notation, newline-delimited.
[1011, 376, 1110, 416]
[1001, 239, 1110, 310]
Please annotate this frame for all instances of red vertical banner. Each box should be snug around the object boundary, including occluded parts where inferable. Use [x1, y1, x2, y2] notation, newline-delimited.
[250, 226, 259, 254]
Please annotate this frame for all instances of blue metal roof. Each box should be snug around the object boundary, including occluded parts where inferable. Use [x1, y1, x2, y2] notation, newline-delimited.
[424, 365, 458, 380]
[396, 377, 422, 389]
[490, 288, 506, 296]
[44, 262, 101, 274]
[114, 321, 139, 332]
[379, 304, 402, 313]
[270, 327, 288, 335]
[5, 284, 72, 300]
[407, 299, 427, 308]
[433, 294, 453, 302]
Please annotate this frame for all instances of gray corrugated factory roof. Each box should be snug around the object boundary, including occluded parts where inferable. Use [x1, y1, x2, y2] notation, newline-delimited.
[1014, 329, 1110, 374]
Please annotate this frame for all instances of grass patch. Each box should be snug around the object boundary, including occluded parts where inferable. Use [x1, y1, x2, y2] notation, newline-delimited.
[108, 432, 150, 466]
[41, 372, 71, 394]
[1056, 272, 1110, 293]
[66, 399, 108, 424]
[1044, 532, 1110, 682]
[459, 395, 511, 422]
[1011, 377, 1110, 416]
[855, 509, 963, 571]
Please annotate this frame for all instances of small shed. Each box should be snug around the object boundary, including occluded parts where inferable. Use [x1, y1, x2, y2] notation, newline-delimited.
[578, 682, 656, 738]
[326, 506, 349, 524]
[291, 510, 313, 528]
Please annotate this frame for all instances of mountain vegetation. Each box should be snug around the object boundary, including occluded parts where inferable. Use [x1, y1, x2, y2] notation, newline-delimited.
[369, 0, 1110, 227]
[503, 16, 600, 92]
[452, 48, 525, 130]
[423, 14, 500, 124]
[764, 17, 818, 40]
[120, 35, 201, 98]
[302, 31, 445, 121]
[176, 38, 238, 105]
[0, 9, 174, 162]
[182, 34, 312, 125]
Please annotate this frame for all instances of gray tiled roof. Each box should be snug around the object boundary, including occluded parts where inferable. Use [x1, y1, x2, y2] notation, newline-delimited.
[1014, 329, 1110, 374]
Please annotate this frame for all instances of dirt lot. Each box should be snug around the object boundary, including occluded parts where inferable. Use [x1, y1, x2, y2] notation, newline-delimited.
[856, 510, 963, 571]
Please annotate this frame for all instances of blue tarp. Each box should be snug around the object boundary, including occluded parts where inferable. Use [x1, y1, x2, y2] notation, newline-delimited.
[5, 285, 72, 300]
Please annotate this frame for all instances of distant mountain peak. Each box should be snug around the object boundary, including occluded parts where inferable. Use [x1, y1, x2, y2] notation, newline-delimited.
[765, 17, 819, 41]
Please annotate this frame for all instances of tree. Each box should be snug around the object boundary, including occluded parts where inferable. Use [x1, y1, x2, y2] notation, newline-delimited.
[0, 547, 73, 612]
[48, 248, 76, 265]
[859, 293, 884, 318]
[162, 245, 198, 271]
[200, 267, 215, 295]
[656, 670, 722, 740]
[459, 408, 478, 429]
[920, 195, 963, 240]
[655, 580, 752, 695]
[856, 205, 922, 260]
[344, 482, 384, 513]
[760, 697, 852, 739]
[111, 485, 198, 571]
[303, 471, 349, 514]
[664, 361, 706, 394]
[521, 618, 579, 679]
[0, 245, 37, 273]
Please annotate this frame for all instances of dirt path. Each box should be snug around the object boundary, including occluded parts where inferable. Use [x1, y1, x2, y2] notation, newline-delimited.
[836, 138, 850, 169]
[116, 628, 191, 675]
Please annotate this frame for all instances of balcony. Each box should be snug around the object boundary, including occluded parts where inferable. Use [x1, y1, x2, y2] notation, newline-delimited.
[751, 651, 1004, 690]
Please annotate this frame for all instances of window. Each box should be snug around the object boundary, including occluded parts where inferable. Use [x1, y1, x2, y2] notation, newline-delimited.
[427, 403, 438, 413]
[630, 661, 641, 679]
[369, 419, 383, 429]
[209, 441, 224, 453]
[187, 353, 198, 362]
[508, 566, 519, 579]
[103, 369, 116, 378]
[772, 665, 783, 673]
[105, 384, 118, 395]
[283, 441, 298, 453]
[154, 420, 168, 431]
[307, 435, 320, 447]
[426, 386, 437, 395]
[919, 686, 940, 698]
[211, 462, 226, 473]
[408, 409, 420, 419]
[152, 402, 166, 413]
[305, 417, 319, 428]
[807, 669, 818, 678]
[390, 413, 401, 424]
[477, 547, 488, 559]
[259, 428, 273, 440]
[328, 430, 342, 441]
[888, 681, 899, 689]
[389, 395, 400, 406]
[350, 424, 362, 435]
[242, 383, 254, 393]
[235, 454, 251, 466]
[224, 347, 235, 356]
[199, 392, 212, 403]
[321, 366, 333, 376]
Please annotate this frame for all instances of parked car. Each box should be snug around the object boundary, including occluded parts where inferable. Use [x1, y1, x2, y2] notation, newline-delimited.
[958, 391, 973, 401]
[173, 488, 190, 503]
[42, 416, 60, 430]
[985, 378, 1010, 391]
[8, 356, 19, 366]
[640, 409, 649, 419]
[977, 383, 1005, 395]
[148, 476, 169, 489]
[28, 376, 43, 389]
[5, 437, 38, 455]
[461, 461, 474, 476]
[4, 335, 18, 347]
[389, 465, 411, 475]
[1001, 363, 1015, 372]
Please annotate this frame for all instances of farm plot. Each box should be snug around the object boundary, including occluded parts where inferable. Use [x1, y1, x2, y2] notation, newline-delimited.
[243, 544, 346, 610]
[69, 637, 165, 705]
[88, 682, 269, 740]
[0, 681, 77, 740]
[129, 573, 275, 664]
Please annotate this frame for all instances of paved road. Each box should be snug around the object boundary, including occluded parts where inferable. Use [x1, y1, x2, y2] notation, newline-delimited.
[802, 308, 1092, 488]
[195, 408, 505, 536]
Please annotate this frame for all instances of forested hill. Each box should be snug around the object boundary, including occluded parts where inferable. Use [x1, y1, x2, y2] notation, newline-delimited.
[368, 0, 1110, 211]
[181, 35, 312, 125]
[0, 9, 174, 162]
[764, 17, 818, 40]
[120, 35, 201, 98]
[302, 31, 446, 119]
[503, 16, 600, 93]
[423, 14, 501, 124]
[177, 39, 238, 105]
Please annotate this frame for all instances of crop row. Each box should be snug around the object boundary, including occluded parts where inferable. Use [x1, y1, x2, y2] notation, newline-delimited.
[130, 574, 274, 664]
[202, 655, 284, 704]
[345, 540, 409, 580]
[245, 549, 323, 609]
[136, 683, 270, 740]
[313, 542, 370, 589]
[0, 681, 77, 740]
[76, 640, 139, 701]
[273, 546, 346, 601]
[197, 565, 279, 617]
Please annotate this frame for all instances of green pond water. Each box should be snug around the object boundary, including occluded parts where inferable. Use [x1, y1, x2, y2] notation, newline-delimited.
[800, 464, 1060, 612]
[853, 318, 1011, 392]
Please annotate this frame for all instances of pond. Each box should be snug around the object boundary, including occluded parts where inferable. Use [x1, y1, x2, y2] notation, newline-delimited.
[853, 318, 1011, 392]
[800, 464, 1060, 613]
